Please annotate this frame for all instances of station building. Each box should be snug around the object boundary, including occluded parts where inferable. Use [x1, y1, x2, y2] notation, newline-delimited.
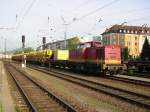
[36, 36, 102, 50]
[36, 37, 80, 50]
[102, 24, 150, 58]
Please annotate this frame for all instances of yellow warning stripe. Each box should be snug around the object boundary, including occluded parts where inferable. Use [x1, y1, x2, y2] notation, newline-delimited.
[69, 59, 121, 64]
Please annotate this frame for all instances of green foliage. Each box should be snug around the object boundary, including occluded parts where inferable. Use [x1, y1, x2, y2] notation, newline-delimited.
[140, 37, 150, 60]
[66, 37, 81, 50]
[24, 47, 34, 53]
[123, 47, 129, 60]
[14, 50, 22, 54]
[14, 47, 34, 54]
[0, 103, 2, 112]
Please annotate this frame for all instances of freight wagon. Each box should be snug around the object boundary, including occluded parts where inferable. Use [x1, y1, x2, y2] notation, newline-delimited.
[127, 59, 150, 72]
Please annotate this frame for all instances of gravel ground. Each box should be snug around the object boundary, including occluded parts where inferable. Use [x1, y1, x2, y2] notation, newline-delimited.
[51, 68, 150, 96]
[21, 67, 149, 112]
[6, 67, 30, 112]
[0, 104, 2, 112]
[76, 76, 150, 96]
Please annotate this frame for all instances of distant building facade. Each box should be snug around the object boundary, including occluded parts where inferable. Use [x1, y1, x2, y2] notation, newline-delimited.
[92, 35, 102, 42]
[36, 37, 80, 50]
[102, 24, 150, 58]
[37, 40, 66, 50]
[36, 36, 103, 51]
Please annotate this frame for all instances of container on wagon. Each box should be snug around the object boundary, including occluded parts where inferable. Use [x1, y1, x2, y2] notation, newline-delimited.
[53, 50, 69, 60]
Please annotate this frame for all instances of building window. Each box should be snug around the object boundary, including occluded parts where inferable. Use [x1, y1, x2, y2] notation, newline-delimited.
[120, 41, 124, 46]
[119, 30, 122, 33]
[113, 41, 116, 44]
[128, 42, 130, 45]
[135, 31, 137, 34]
[135, 42, 137, 46]
[113, 36, 117, 40]
[119, 35, 123, 43]
[121, 36, 124, 41]
[124, 29, 126, 33]
[135, 36, 137, 40]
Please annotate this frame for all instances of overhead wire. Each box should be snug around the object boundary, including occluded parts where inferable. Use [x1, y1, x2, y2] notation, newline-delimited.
[66, 0, 93, 14]
[14, 0, 31, 26]
[15, 0, 37, 29]
[16, 0, 31, 18]
[125, 16, 150, 24]
[71, 0, 120, 23]
[64, 0, 120, 37]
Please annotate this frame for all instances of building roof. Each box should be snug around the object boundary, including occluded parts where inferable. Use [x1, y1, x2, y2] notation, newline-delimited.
[102, 24, 150, 35]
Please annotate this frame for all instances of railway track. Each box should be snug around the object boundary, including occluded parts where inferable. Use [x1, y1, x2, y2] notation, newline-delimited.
[13, 61, 150, 87]
[33, 63, 150, 87]
[106, 75, 150, 87]
[28, 65, 150, 110]
[5, 62, 77, 112]
[54, 67, 150, 87]
[124, 72, 150, 79]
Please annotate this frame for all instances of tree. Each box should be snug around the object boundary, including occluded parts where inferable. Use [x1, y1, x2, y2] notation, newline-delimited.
[140, 37, 150, 60]
[14, 50, 22, 54]
[66, 37, 81, 50]
[122, 47, 129, 61]
[14, 47, 34, 54]
[24, 47, 34, 53]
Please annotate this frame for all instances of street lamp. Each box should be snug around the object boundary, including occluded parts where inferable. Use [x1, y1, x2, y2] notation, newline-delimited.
[86, 18, 102, 41]
[0, 27, 15, 58]
[61, 17, 77, 49]
[0, 36, 7, 58]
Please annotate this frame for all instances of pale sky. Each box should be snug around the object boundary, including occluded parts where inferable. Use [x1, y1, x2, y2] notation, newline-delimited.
[0, 0, 150, 52]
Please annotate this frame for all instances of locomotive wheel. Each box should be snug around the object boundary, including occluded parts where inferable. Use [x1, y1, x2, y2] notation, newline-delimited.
[116, 68, 122, 75]
[109, 70, 114, 76]
[145, 67, 150, 72]
[101, 70, 107, 75]
[138, 66, 143, 72]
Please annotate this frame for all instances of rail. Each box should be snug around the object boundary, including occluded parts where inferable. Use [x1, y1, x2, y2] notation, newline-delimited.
[28, 65, 150, 110]
[5, 62, 77, 112]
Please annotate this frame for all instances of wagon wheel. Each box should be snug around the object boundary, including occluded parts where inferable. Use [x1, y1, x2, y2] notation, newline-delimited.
[109, 70, 114, 76]
[138, 66, 143, 72]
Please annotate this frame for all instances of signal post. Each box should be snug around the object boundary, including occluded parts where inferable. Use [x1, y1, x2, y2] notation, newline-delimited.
[22, 35, 26, 68]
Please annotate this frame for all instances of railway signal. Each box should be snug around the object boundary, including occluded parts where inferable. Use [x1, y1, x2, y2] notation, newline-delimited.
[42, 37, 46, 50]
[22, 35, 26, 68]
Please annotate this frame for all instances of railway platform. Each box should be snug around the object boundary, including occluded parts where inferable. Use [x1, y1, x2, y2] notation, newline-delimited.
[116, 74, 150, 83]
[0, 61, 15, 112]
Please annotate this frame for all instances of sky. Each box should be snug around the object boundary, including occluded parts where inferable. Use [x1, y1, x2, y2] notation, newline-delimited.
[0, 0, 150, 52]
